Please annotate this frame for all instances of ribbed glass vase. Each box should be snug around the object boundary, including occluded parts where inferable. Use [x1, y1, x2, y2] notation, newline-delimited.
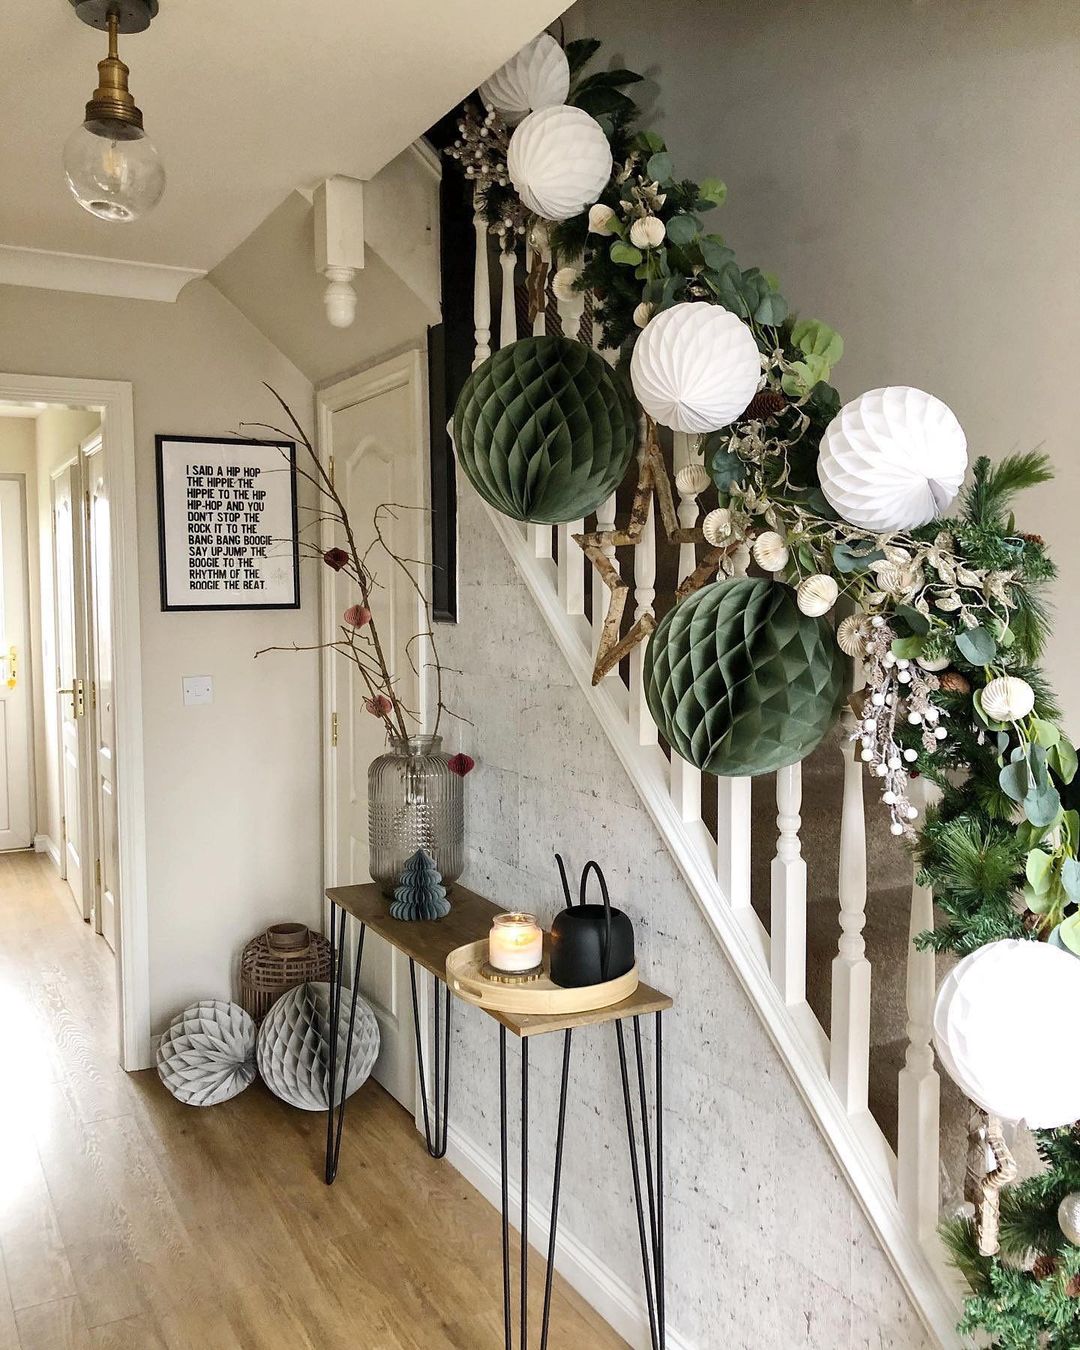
[368, 734, 464, 897]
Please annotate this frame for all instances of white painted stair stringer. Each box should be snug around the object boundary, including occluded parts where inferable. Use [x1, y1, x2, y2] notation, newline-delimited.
[482, 500, 965, 1350]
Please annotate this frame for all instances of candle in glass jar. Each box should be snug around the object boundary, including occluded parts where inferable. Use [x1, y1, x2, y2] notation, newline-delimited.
[488, 912, 543, 973]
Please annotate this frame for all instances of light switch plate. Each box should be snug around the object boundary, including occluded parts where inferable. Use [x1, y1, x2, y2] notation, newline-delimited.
[182, 675, 213, 706]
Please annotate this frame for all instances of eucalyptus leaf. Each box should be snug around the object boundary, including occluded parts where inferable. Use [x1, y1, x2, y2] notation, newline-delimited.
[999, 759, 1032, 803]
[955, 626, 997, 665]
[665, 213, 699, 246]
[1050, 736, 1078, 785]
[1023, 884, 1054, 916]
[646, 151, 674, 183]
[891, 636, 926, 660]
[1024, 784, 1062, 828]
[1062, 858, 1080, 903]
[708, 447, 748, 493]
[791, 318, 844, 368]
[1058, 911, 1080, 955]
[697, 177, 727, 205]
[1026, 848, 1054, 894]
[610, 241, 643, 267]
[895, 604, 931, 636]
[698, 236, 734, 271]
[832, 543, 885, 574]
[1031, 718, 1061, 748]
[754, 291, 788, 326]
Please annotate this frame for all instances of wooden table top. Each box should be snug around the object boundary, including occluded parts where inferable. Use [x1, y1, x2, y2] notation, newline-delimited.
[326, 881, 673, 1038]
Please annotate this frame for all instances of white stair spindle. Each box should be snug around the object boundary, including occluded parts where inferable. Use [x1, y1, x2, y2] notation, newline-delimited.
[670, 430, 702, 821]
[556, 284, 587, 617]
[897, 776, 942, 1240]
[498, 246, 517, 350]
[630, 419, 657, 745]
[472, 202, 491, 370]
[770, 762, 807, 1004]
[526, 234, 552, 562]
[716, 777, 752, 909]
[831, 685, 871, 1113]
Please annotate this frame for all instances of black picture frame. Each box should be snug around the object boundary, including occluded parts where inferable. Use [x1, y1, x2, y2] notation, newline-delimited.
[155, 434, 300, 612]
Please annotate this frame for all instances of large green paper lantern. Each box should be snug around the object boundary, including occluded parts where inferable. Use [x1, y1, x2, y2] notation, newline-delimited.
[453, 335, 637, 524]
[645, 578, 847, 777]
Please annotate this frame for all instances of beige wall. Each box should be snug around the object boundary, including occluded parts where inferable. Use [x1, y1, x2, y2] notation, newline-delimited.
[566, 0, 1080, 726]
[0, 280, 320, 1040]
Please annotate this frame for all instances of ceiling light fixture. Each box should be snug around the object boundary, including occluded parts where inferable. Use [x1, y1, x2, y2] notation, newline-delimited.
[63, 0, 165, 223]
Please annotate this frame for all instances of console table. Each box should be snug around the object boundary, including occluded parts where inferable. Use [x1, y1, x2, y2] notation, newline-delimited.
[324, 881, 672, 1350]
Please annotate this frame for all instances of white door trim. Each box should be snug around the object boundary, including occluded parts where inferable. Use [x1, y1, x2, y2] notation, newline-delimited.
[0, 372, 149, 1072]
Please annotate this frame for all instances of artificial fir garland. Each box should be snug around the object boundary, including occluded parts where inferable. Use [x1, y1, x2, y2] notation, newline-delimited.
[450, 37, 1079, 1343]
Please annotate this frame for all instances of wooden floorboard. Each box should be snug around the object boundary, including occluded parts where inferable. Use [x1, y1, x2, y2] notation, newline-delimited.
[0, 854, 627, 1349]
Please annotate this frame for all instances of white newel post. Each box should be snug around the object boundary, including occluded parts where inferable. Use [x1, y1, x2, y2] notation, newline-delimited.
[526, 234, 552, 562]
[472, 202, 491, 370]
[556, 287, 587, 617]
[498, 246, 517, 350]
[831, 686, 871, 1112]
[770, 762, 807, 1004]
[670, 431, 702, 821]
[630, 415, 657, 745]
[897, 775, 942, 1239]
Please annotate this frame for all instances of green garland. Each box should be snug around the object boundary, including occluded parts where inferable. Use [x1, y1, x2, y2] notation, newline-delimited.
[453, 38, 1080, 1342]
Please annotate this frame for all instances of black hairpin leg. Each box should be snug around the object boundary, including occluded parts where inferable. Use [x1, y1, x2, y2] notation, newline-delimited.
[615, 1012, 666, 1350]
[498, 1028, 574, 1350]
[324, 902, 367, 1185]
[408, 959, 451, 1159]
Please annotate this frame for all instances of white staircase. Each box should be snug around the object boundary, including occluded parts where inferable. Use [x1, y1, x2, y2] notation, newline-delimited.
[466, 222, 966, 1348]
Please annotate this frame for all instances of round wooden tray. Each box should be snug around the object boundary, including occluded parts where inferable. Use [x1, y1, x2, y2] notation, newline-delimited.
[445, 940, 639, 1015]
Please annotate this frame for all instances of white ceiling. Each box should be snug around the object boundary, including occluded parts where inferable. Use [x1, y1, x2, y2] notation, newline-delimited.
[0, 0, 564, 272]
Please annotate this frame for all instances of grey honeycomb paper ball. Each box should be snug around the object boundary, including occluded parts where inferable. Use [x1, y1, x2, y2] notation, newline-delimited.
[156, 999, 257, 1107]
[453, 335, 637, 524]
[644, 577, 848, 777]
[257, 981, 380, 1112]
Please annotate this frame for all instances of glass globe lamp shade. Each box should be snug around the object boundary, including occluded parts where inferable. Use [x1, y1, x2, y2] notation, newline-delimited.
[63, 120, 165, 223]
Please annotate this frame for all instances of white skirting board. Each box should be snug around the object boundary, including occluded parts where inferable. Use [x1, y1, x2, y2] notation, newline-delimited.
[33, 834, 61, 869]
[443, 1121, 693, 1350]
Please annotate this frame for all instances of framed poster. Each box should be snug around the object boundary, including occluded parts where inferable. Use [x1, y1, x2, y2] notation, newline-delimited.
[155, 435, 300, 611]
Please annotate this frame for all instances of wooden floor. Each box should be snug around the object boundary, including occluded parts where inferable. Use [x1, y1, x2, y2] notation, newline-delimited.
[0, 853, 626, 1350]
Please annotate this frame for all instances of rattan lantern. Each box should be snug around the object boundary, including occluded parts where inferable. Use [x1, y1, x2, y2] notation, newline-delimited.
[239, 923, 332, 1024]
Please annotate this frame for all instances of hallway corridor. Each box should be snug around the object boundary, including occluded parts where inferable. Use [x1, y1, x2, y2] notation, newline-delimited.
[0, 854, 622, 1350]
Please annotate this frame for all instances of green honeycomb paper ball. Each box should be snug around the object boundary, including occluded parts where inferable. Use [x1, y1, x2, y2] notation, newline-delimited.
[453, 335, 637, 524]
[644, 577, 848, 777]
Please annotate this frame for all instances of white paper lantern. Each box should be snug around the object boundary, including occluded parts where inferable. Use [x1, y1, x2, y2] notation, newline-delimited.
[507, 106, 613, 223]
[257, 981, 379, 1112]
[981, 675, 1035, 723]
[479, 33, 570, 122]
[818, 387, 968, 532]
[630, 303, 761, 434]
[933, 939, 1080, 1128]
[156, 1000, 256, 1107]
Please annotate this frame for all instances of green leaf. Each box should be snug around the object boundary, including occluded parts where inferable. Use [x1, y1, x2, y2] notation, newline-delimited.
[1050, 736, 1078, 785]
[1023, 883, 1054, 915]
[1058, 910, 1080, 953]
[573, 86, 636, 119]
[697, 177, 727, 205]
[1026, 848, 1054, 894]
[565, 38, 601, 78]
[1031, 718, 1061, 748]
[956, 626, 997, 664]
[999, 759, 1031, 803]
[1063, 858, 1080, 903]
[832, 542, 885, 574]
[891, 636, 926, 660]
[664, 213, 699, 246]
[609, 241, 643, 267]
[698, 236, 734, 271]
[633, 129, 665, 154]
[1023, 784, 1062, 828]
[574, 68, 644, 90]
[707, 444, 748, 493]
[646, 152, 674, 183]
[895, 604, 931, 635]
[791, 318, 844, 368]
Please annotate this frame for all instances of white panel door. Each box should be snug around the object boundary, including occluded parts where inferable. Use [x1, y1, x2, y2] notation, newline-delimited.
[325, 355, 427, 1111]
[52, 466, 89, 915]
[0, 479, 32, 851]
[85, 441, 117, 952]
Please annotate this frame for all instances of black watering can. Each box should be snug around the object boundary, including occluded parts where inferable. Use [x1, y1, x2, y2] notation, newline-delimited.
[549, 855, 635, 989]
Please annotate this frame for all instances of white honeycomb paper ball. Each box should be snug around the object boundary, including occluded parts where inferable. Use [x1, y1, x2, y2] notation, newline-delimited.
[630, 303, 761, 434]
[818, 386, 968, 532]
[479, 33, 570, 122]
[257, 980, 379, 1112]
[933, 940, 1080, 1128]
[156, 999, 256, 1107]
[507, 105, 613, 223]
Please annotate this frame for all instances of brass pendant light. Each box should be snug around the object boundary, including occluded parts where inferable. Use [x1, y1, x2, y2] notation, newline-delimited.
[63, 0, 165, 222]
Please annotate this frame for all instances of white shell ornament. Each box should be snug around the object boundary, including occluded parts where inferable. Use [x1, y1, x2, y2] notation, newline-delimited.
[1059, 1193, 1080, 1247]
[933, 939, 1080, 1128]
[818, 387, 968, 532]
[751, 531, 789, 573]
[836, 614, 870, 658]
[674, 462, 711, 496]
[479, 33, 570, 122]
[701, 508, 733, 547]
[507, 105, 613, 223]
[630, 302, 761, 435]
[796, 574, 839, 617]
[980, 675, 1035, 723]
[916, 654, 951, 673]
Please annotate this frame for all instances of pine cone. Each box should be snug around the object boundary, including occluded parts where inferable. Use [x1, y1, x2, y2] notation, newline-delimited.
[939, 671, 972, 695]
[1033, 1253, 1058, 1281]
[1067, 1273, 1080, 1298]
[1020, 532, 1046, 547]
[745, 389, 788, 420]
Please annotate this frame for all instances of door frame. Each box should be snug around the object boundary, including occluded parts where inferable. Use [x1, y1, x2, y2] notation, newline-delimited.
[316, 348, 432, 1121]
[0, 373, 149, 1072]
[0, 473, 36, 851]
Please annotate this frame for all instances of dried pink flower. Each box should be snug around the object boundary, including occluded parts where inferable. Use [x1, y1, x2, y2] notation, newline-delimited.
[343, 604, 372, 628]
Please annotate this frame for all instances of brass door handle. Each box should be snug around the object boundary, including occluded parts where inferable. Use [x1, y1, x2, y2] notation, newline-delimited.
[58, 681, 85, 717]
